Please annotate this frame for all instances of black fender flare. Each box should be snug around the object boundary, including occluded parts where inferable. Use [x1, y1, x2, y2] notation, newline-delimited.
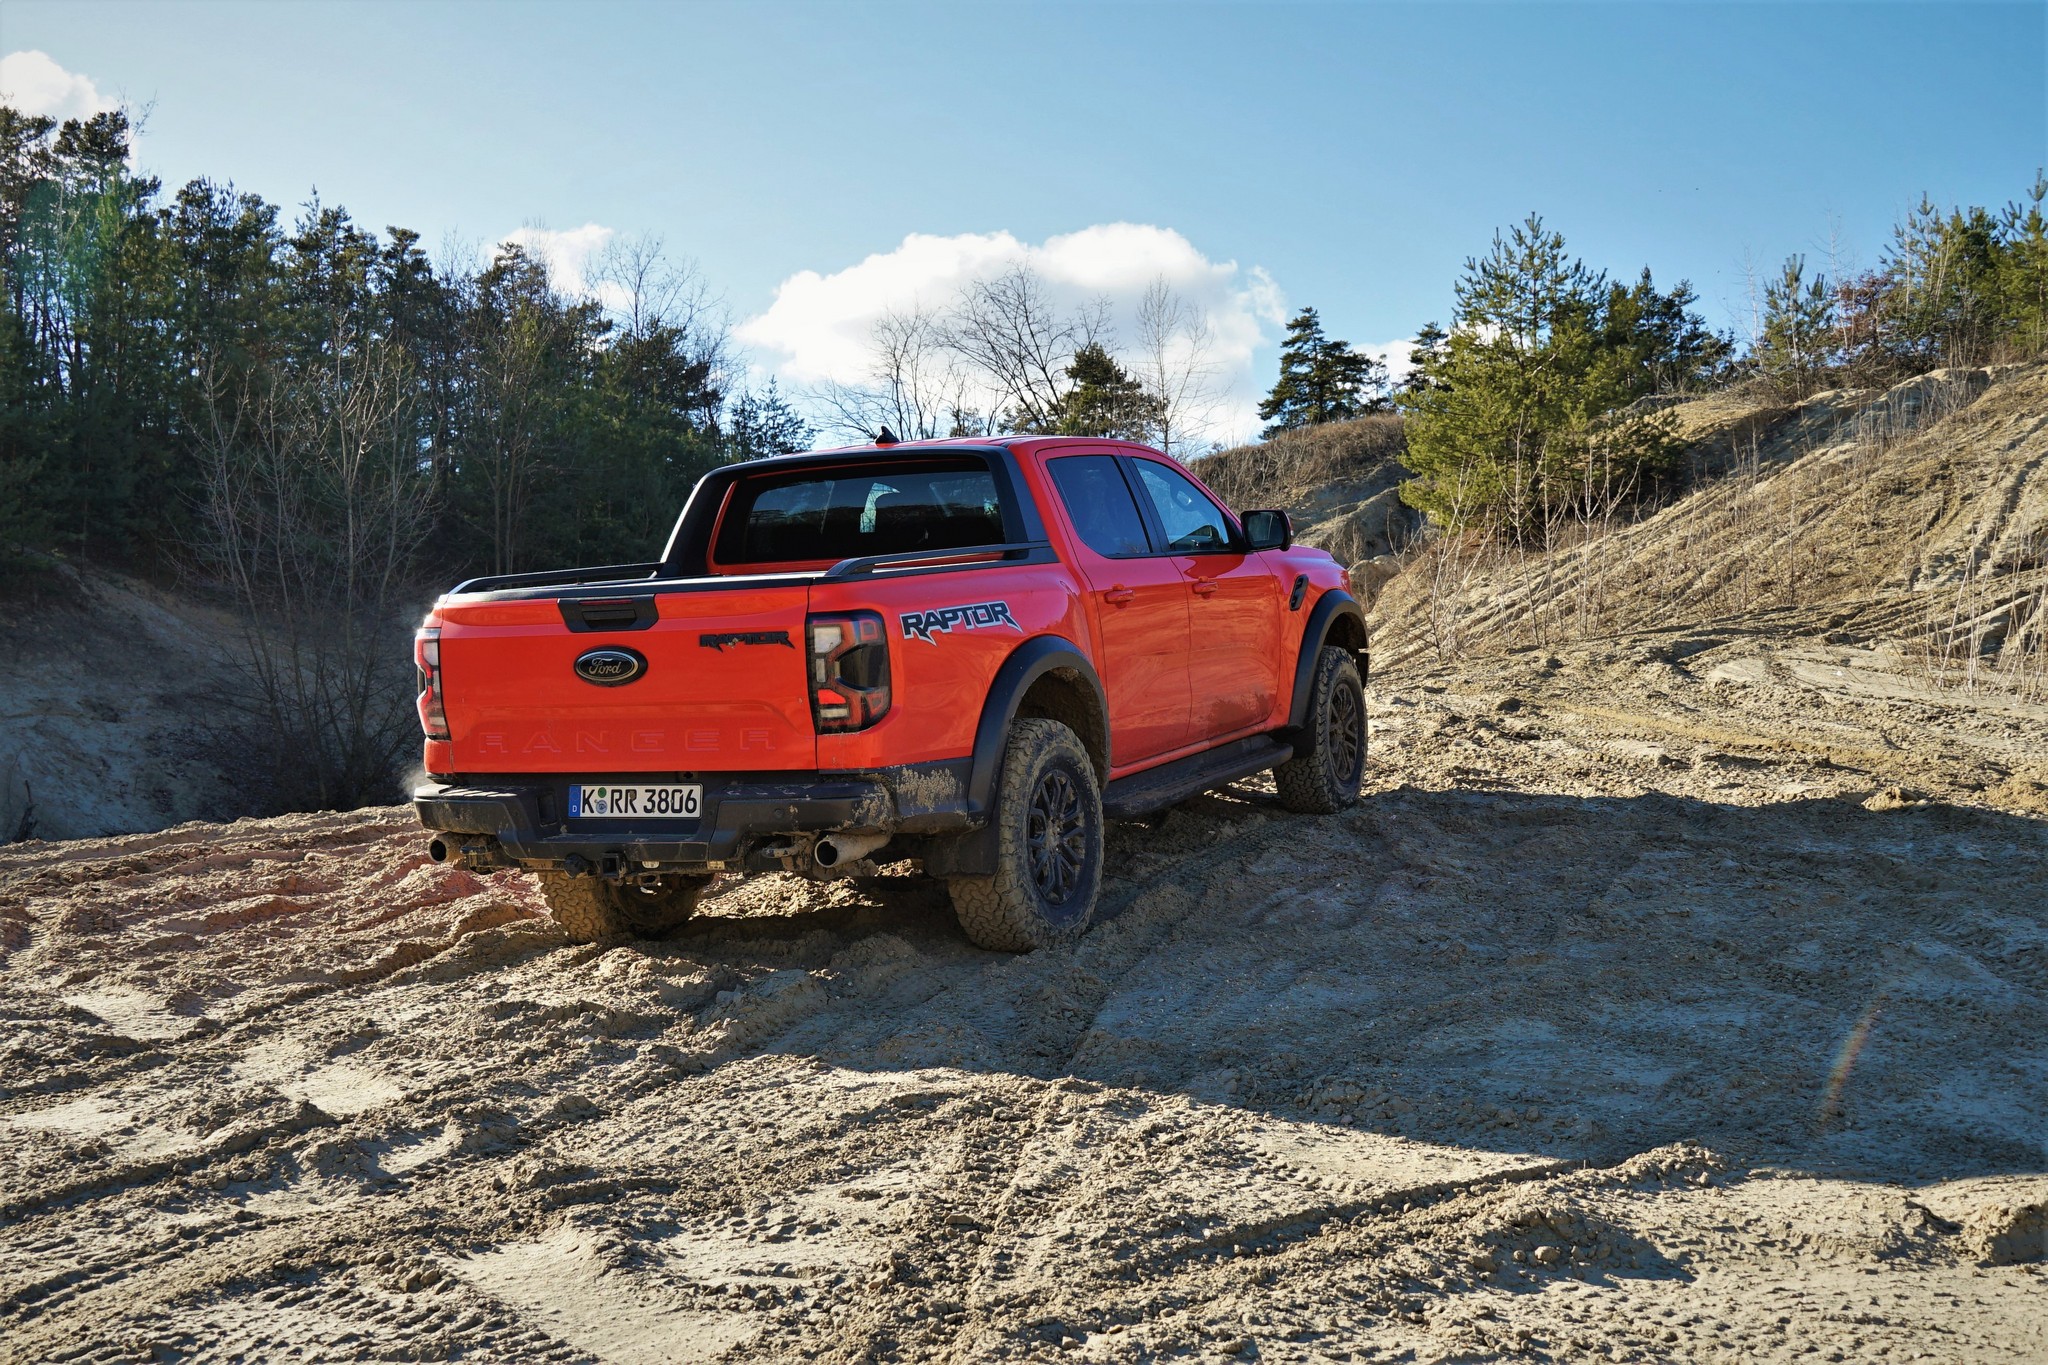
[1286, 590, 1367, 731]
[965, 635, 1108, 815]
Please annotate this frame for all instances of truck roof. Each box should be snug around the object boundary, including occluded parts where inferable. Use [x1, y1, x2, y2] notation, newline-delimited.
[769, 435, 1167, 465]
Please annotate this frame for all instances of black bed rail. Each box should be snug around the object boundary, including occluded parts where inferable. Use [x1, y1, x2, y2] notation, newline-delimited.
[822, 542, 1053, 580]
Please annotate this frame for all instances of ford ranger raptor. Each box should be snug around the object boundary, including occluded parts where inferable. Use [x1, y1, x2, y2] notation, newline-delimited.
[412, 435, 1368, 950]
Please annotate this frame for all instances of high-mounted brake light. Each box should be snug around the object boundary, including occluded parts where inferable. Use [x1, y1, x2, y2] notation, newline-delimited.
[414, 625, 450, 740]
[807, 611, 890, 733]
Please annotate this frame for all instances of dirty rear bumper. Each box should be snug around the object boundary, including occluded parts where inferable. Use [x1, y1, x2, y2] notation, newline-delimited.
[412, 760, 976, 871]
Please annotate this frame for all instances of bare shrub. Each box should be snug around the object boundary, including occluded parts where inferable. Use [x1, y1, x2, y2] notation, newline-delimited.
[193, 335, 435, 810]
[1923, 573, 2048, 701]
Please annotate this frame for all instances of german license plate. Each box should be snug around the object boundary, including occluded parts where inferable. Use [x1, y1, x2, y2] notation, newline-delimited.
[568, 784, 702, 819]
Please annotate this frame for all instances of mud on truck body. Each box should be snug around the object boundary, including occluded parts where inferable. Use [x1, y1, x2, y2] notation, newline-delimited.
[412, 436, 1367, 950]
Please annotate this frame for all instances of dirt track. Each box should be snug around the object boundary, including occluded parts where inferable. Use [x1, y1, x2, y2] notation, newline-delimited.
[3, 631, 2046, 1364]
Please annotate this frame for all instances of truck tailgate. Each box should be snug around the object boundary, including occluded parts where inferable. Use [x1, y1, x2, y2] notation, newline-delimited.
[436, 584, 814, 772]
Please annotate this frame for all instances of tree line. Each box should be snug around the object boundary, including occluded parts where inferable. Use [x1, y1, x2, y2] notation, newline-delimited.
[0, 105, 813, 809]
[0, 106, 816, 583]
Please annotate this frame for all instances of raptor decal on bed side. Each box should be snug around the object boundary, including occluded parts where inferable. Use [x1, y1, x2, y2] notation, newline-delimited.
[900, 600, 1020, 644]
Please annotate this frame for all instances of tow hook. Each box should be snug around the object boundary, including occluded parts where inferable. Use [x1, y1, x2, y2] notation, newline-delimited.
[748, 836, 814, 874]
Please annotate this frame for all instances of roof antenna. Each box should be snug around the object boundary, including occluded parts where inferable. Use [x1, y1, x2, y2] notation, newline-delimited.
[874, 426, 899, 446]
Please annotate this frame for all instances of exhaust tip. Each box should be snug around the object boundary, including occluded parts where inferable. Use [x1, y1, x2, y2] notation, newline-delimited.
[813, 831, 889, 870]
[426, 837, 451, 864]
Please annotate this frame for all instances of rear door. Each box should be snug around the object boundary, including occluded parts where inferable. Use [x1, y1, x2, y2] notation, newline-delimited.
[1043, 454, 1191, 766]
[436, 582, 816, 772]
[1126, 456, 1285, 739]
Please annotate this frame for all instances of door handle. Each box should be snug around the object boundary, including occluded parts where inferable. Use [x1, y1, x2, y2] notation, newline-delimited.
[1191, 579, 1219, 597]
[1102, 586, 1136, 604]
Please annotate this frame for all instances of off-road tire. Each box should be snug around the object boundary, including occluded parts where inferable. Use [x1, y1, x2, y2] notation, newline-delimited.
[1273, 645, 1366, 815]
[947, 718, 1104, 952]
[536, 871, 713, 942]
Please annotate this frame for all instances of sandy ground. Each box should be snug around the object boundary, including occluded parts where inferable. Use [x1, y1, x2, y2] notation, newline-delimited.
[0, 564, 258, 843]
[3, 628, 2046, 1364]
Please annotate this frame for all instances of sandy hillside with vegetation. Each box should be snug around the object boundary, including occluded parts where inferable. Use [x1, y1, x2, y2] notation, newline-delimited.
[1197, 415, 1417, 598]
[1372, 362, 2048, 691]
[3, 366, 2044, 1365]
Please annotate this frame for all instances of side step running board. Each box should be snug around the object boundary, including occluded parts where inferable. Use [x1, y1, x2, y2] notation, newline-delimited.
[1101, 736, 1298, 821]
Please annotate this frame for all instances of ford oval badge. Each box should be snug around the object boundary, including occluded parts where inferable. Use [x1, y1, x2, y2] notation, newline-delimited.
[573, 647, 646, 686]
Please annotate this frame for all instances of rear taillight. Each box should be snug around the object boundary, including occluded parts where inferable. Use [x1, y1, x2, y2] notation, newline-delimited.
[807, 611, 891, 733]
[414, 626, 449, 740]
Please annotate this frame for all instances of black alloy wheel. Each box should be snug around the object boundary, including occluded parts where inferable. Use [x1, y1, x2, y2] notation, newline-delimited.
[944, 718, 1105, 951]
[1272, 645, 1367, 815]
[1328, 675, 1364, 788]
[1027, 767, 1087, 905]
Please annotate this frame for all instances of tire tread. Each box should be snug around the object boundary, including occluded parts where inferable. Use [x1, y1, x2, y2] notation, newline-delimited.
[946, 718, 1102, 951]
[1273, 645, 1366, 814]
[536, 871, 707, 942]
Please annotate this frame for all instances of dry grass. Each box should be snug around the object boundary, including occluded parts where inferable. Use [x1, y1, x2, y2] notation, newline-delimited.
[1923, 572, 2048, 701]
[1195, 414, 1406, 511]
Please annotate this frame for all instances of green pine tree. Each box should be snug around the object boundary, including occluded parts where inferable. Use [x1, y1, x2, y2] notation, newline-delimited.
[1755, 255, 1838, 398]
[1049, 342, 1162, 440]
[1257, 307, 1386, 435]
[726, 379, 814, 460]
[1397, 216, 1701, 536]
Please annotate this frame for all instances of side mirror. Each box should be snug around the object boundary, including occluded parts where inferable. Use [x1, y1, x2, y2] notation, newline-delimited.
[1241, 508, 1292, 551]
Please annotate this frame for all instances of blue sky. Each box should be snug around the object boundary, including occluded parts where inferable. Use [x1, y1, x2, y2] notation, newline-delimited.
[4, 0, 2043, 441]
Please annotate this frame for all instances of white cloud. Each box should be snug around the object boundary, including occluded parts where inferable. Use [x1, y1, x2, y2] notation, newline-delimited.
[497, 222, 628, 309]
[739, 223, 1287, 446]
[1361, 338, 1416, 391]
[0, 50, 117, 122]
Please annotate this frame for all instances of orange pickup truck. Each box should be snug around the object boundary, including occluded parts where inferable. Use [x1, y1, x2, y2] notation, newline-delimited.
[412, 435, 1366, 950]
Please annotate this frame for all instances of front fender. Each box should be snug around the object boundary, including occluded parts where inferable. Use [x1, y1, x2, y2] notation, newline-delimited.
[1286, 590, 1367, 731]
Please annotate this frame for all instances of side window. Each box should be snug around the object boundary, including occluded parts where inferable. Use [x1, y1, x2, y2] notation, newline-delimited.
[1047, 455, 1152, 557]
[1132, 459, 1235, 553]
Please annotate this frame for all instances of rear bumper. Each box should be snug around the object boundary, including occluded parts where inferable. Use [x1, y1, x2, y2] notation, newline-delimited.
[413, 761, 974, 871]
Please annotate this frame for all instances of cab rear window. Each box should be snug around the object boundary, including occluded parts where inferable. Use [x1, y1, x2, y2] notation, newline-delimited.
[713, 459, 1006, 567]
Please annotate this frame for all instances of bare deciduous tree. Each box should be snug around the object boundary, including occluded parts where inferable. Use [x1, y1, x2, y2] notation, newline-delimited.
[468, 288, 556, 576]
[813, 304, 980, 441]
[1132, 278, 1221, 460]
[595, 233, 733, 382]
[942, 266, 1102, 431]
[812, 266, 1226, 450]
[194, 332, 435, 810]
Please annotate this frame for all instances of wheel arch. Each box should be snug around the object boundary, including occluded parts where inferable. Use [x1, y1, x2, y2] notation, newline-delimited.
[966, 636, 1109, 814]
[1286, 590, 1368, 732]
